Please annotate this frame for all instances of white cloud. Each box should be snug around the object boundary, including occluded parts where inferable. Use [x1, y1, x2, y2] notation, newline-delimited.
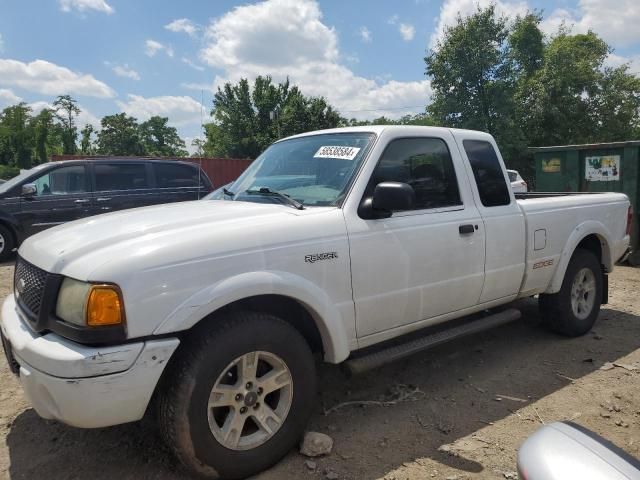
[113, 64, 140, 80]
[59, 0, 113, 14]
[199, 0, 430, 119]
[104, 61, 140, 80]
[0, 59, 115, 98]
[399, 23, 415, 41]
[202, 0, 338, 68]
[181, 82, 214, 92]
[165, 18, 199, 37]
[0, 88, 21, 109]
[145, 39, 174, 58]
[145, 40, 163, 57]
[429, 0, 529, 48]
[117, 94, 203, 126]
[182, 57, 205, 71]
[604, 53, 640, 73]
[541, 0, 640, 47]
[359, 26, 372, 43]
[388, 15, 416, 42]
[29, 100, 101, 129]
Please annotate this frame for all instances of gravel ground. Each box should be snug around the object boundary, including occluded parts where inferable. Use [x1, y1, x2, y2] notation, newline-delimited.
[0, 260, 639, 479]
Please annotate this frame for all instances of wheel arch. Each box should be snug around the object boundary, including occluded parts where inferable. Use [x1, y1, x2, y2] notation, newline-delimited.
[0, 218, 19, 249]
[546, 221, 612, 294]
[153, 270, 353, 363]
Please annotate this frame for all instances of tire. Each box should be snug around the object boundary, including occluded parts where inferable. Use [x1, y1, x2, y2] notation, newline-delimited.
[539, 248, 602, 336]
[158, 311, 317, 479]
[0, 224, 15, 262]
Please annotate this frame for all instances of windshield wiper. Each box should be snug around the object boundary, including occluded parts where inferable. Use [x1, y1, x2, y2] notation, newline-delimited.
[245, 187, 305, 210]
[223, 187, 235, 197]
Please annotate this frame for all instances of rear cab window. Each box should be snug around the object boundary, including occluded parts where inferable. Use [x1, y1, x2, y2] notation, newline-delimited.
[463, 140, 511, 207]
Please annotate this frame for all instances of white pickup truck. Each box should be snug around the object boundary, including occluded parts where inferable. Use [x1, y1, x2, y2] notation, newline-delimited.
[1, 126, 632, 479]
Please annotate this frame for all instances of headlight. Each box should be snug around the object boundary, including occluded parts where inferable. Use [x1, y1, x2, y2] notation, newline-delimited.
[56, 278, 125, 327]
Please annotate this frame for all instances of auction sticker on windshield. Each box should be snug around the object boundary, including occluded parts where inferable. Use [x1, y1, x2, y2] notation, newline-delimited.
[314, 146, 361, 160]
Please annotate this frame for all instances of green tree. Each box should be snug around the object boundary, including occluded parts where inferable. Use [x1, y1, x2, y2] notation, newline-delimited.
[31, 108, 57, 164]
[518, 30, 640, 146]
[206, 76, 342, 158]
[138, 116, 187, 156]
[80, 124, 95, 154]
[426, 6, 514, 136]
[53, 94, 81, 154]
[509, 12, 545, 78]
[96, 113, 144, 155]
[0, 103, 34, 168]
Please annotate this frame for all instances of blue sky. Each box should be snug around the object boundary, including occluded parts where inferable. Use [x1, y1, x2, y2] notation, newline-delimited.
[0, 0, 639, 152]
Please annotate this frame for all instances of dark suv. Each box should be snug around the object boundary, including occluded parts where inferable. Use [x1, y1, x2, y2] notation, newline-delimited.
[0, 159, 212, 260]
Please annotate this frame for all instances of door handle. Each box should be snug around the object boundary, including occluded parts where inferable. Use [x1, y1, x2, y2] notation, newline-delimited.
[74, 199, 90, 204]
[96, 197, 112, 202]
[459, 224, 476, 235]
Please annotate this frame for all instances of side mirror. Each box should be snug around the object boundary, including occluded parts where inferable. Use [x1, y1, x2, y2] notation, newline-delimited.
[518, 422, 640, 479]
[359, 182, 416, 219]
[373, 181, 415, 212]
[21, 184, 36, 197]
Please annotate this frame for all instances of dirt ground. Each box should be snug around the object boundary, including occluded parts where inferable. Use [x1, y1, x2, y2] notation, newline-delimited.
[0, 261, 639, 480]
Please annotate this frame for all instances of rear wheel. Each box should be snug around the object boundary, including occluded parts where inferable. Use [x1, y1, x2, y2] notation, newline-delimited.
[158, 311, 317, 479]
[539, 249, 602, 336]
[0, 224, 15, 262]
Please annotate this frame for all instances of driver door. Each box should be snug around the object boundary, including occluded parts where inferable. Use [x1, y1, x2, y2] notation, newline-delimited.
[18, 163, 92, 236]
[345, 134, 486, 340]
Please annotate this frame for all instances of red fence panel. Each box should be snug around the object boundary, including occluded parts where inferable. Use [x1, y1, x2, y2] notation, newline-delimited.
[184, 157, 253, 188]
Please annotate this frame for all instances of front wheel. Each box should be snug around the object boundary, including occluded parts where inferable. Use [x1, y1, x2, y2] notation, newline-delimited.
[0, 224, 15, 262]
[539, 248, 602, 336]
[158, 311, 317, 479]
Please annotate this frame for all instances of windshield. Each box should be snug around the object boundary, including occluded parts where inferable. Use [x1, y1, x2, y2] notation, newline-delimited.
[0, 164, 48, 194]
[219, 132, 375, 207]
[507, 171, 517, 182]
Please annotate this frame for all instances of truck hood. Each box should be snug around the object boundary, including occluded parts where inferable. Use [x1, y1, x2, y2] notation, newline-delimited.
[19, 200, 323, 278]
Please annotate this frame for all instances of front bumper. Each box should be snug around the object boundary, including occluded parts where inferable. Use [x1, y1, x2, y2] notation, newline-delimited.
[1, 295, 180, 428]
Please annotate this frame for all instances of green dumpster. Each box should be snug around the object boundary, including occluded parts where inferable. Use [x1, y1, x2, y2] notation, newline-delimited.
[531, 141, 640, 265]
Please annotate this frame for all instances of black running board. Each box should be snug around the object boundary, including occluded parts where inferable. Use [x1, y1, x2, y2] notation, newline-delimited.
[345, 308, 521, 375]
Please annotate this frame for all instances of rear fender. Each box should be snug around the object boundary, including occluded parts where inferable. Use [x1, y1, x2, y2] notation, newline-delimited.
[152, 270, 352, 363]
[546, 221, 612, 294]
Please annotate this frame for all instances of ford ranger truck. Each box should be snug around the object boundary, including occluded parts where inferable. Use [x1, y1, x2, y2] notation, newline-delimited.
[1, 126, 632, 479]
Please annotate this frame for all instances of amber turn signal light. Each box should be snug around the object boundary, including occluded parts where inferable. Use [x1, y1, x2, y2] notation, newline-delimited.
[86, 285, 124, 326]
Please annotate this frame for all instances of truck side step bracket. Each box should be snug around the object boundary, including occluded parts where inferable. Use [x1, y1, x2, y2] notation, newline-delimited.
[345, 308, 521, 375]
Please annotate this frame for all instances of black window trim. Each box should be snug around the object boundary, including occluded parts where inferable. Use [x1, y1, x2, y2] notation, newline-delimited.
[360, 135, 465, 217]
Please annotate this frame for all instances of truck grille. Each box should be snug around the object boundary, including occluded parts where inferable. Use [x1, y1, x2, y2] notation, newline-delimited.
[14, 256, 48, 317]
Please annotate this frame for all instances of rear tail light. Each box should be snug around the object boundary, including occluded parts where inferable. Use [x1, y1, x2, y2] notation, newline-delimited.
[627, 206, 633, 236]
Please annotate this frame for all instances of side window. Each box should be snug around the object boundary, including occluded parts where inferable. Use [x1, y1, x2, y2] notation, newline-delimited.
[371, 137, 461, 210]
[155, 163, 201, 188]
[32, 165, 87, 196]
[94, 163, 148, 191]
[463, 140, 511, 207]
